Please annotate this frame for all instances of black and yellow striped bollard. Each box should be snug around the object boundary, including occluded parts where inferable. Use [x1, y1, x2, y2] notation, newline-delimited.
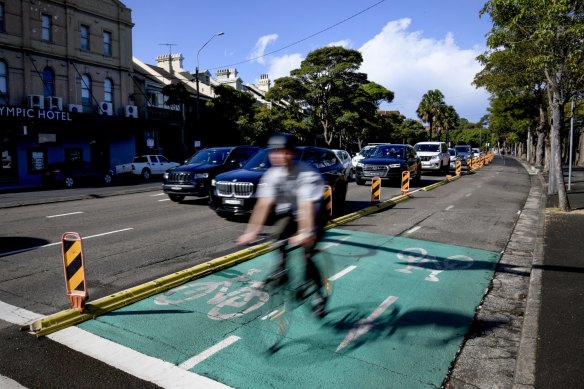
[467, 157, 473, 173]
[371, 176, 381, 205]
[61, 232, 88, 311]
[401, 170, 410, 195]
[323, 185, 332, 217]
[455, 160, 461, 176]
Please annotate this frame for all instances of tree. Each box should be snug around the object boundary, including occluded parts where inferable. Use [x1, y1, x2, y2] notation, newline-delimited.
[417, 90, 446, 140]
[481, 0, 584, 211]
[161, 82, 192, 157]
[290, 46, 369, 146]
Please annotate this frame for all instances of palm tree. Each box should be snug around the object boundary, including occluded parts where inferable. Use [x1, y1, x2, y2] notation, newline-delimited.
[416, 90, 446, 140]
[438, 105, 459, 144]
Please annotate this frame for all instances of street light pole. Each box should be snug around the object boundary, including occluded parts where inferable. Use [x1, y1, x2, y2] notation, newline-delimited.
[195, 32, 224, 149]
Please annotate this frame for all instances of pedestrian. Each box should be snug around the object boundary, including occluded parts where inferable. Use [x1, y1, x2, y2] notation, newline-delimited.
[237, 133, 329, 317]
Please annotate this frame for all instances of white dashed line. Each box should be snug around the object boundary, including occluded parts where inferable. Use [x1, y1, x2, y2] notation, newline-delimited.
[0, 228, 134, 258]
[329, 265, 357, 281]
[46, 211, 84, 218]
[179, 336, 241, 370]
[406, 226, 421, 234]
[445, 205, 454, 211]
[150, 193, 165, 197]
[465, 193, 472, 197]
[158, 199, 171, 202]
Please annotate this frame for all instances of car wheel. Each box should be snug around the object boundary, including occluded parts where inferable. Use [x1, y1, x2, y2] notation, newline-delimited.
[356, 177, 365, 185]
[141, 168, 151, 181]
[414, 166, 422, 184]
[64, 176, 75, 188]
[168, 194, 185, 202]
[104, 173, 113, 185]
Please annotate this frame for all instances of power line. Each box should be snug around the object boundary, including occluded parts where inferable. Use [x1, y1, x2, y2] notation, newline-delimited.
[210, 0, 387, 70]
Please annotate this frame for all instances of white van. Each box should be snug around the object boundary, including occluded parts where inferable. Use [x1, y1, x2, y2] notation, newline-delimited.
[414, 141, 450, 173]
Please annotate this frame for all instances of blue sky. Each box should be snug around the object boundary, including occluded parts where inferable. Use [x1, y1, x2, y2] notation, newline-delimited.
[122, 0, 492, 122]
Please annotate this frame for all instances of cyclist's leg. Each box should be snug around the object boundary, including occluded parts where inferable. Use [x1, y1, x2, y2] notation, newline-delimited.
[305, 202, 329, 316]
[269, 213, 296, 284]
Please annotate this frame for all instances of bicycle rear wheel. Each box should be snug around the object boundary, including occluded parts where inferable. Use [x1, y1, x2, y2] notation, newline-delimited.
[260, 273, 291, 353]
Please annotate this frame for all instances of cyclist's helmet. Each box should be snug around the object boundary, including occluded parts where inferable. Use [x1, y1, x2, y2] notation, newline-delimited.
[267, 133, 297, 151]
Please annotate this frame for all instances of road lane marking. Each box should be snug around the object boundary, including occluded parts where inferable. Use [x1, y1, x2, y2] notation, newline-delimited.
[465, 193, 472, 197]
[329, 265, 357, 281]
[46, 211, 84, 219]
[0, 374, 26, 389]
[158, 199, 171, 202]
[406, 226, 421, 234]
[336, 295, 398, 352]
[445, 205, 454, 211]
[0, 228, 134, 258]
[0, 301, 230, 388]
[179, 336, 241, 370]
[150, 193, 165, 197]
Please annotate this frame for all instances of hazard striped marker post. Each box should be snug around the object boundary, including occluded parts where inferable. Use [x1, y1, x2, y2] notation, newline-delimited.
[323, 185, 332, 217]
[467, 157, 473, 173]
[371, 176, 381, 205]
[61, 232, 88, 312]
[455, 160, 461, 176]
[401, 170, 410, 195]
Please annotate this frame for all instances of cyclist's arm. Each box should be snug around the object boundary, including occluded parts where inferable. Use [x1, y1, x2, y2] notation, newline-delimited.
[237, 196, 275, 245]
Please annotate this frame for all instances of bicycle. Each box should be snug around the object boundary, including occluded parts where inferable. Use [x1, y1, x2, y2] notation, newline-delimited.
[254, 238, 334, 353]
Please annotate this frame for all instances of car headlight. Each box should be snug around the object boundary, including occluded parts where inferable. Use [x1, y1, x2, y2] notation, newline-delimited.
[356, 162, 364, 168]
[430, 155, 439, 161]
[194, 173, 209, 179]
[163, 172, 169, 180]
[211, 179, 216, 186]
[389, 163, 401, 168]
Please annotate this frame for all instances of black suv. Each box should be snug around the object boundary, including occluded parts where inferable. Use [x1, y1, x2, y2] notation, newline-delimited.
[354, 144, 421, 185]
[209, 146, 348, 217]
[162, 146, 260, 202]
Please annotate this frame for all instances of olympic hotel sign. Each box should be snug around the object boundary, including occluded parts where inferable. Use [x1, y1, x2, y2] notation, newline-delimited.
[0, 106, 73, 121]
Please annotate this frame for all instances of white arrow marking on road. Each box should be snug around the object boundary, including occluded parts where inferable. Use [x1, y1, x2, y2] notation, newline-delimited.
[336, 295, 398, 352]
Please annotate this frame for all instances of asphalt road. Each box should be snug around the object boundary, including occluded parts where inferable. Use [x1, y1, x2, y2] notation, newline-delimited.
[0, 159, 531, 388]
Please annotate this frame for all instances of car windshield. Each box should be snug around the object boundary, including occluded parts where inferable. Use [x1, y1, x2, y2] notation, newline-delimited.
[186, 148, 230, 165]
[415, 144, 439, 152]
[371, 146, 405, 159]
[242, 148, 272, 171]
[449, 149, 456, 156]
[359, 147, 376, 157]
[455, 146, 471, 153]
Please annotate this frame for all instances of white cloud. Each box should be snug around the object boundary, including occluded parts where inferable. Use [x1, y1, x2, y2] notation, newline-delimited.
[249, 34, 279, 64]
[266, 53, 304, 80]
[359, 18, 489, 122]
[326, 39, 351, 48]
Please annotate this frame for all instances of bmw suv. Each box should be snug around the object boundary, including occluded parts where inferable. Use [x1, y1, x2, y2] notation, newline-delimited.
[210, 146, 348, 217]
[162, 146, 260, 202]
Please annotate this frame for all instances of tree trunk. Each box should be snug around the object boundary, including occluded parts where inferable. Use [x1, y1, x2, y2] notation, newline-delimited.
[577, 130, 584, 167]
[536, 131, 545, 168]
[549, 87, 570, 211]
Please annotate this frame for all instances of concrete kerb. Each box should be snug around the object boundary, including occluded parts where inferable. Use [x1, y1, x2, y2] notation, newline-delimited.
[24, 173, 467, 337]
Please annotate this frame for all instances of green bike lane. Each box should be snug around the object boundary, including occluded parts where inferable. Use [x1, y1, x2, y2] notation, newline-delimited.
[78, 228, 499, 388]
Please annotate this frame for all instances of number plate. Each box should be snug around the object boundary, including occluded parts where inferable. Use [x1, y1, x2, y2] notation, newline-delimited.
[223, 198, 243, 205]
[171, 186, 182, 190]
[363, 172, 376, 177]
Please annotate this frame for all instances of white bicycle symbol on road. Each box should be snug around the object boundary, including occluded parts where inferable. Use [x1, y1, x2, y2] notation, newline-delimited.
[395, 247, 474, 282]
[154, 269, 269, 321]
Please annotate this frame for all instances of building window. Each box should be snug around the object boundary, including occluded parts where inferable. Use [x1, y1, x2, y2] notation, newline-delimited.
[41, 14, 52, 41]
[0, 61, 7, 99]
[0, 3, 5, 33]
[81, 74, 91, 106]
[103, 31, 112, 56]
[80, 24, 89, 50]
[104, 78, 113, 103]
[42, 67, 55, 97]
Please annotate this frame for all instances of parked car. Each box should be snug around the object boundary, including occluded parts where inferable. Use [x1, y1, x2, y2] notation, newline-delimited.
[354, 144, 421, 185]
[162, 146, 260, 202]
[454, 145, 473, 167]
[209, 146, 349, 217]
[413, 141, 450, 173]
[114, 154, 180, 181]
[472, 148, 482, 157]
[42, 161, 114, 188]
[448, 148, 460, 170]
[332, 149, 353, 181]
[351, 145, 380, 168]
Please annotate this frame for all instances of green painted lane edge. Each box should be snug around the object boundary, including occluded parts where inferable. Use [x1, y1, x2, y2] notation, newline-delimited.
[25, 173, 470, 337]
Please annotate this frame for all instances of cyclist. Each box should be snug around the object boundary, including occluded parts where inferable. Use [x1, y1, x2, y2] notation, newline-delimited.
[237, 133, 329, 317]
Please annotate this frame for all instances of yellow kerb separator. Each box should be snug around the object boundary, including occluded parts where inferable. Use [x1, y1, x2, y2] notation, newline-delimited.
[323, 185, 332, 217]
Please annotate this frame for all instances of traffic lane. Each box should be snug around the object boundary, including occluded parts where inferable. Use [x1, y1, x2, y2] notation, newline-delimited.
[339, 156, 530, 253]
[78, 228, 500, 388]
[0, 191, 248, 315]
